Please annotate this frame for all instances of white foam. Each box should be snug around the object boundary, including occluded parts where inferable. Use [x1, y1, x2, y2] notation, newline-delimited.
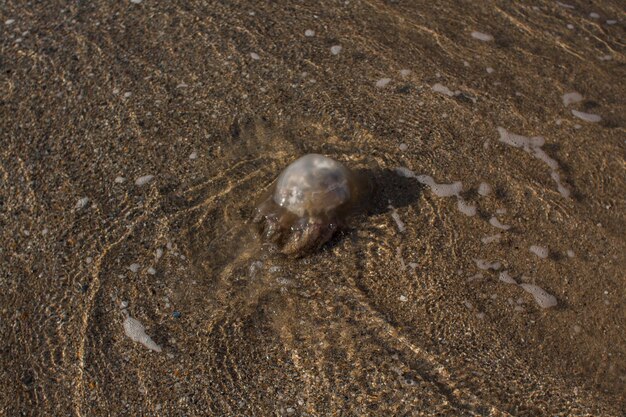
[416, 175, 462, 197]
[562, 92, 583, 106]
[388, 205, 406, 233]
[431, 83, 455, 97]
[457, 199, 476, 216]
[304, 29, 315, 37]
[481, 234, 501, 244]
[135, 175, 154, 186]
[471, 31, 493, 42]
[395, 166, 416, 178]
[330, 45, 342, 55]
[497, 127, 570, 198]
[529, 245, 549, 258]
[123, 317, 162, 352]
[520, 284, 557, 308]
[489, 216, 511, 230]
[556, 1, 574, 9]
[499, 270, 517, 284]
[478, 182, 492, 196]
[250, 52, 260, 60]
[376, 78, 391, 88]
[571, 109, 601, 122]
[395, 167, 471, 215]
[76, 197, 89, 209]
[475, 259, 501, 270]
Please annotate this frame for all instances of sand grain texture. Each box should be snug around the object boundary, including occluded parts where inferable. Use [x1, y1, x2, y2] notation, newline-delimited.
[1, 1, 625, 416]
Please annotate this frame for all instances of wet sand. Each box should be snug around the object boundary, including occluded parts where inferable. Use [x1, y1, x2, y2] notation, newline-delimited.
[1, 0, 625, 415]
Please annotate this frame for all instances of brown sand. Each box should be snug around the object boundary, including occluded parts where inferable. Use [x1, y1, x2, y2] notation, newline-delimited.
[1, 1, 625, 415]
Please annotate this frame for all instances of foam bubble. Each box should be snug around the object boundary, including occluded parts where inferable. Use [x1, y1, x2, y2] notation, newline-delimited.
[471, 31, 493, 41]
[330, 45, 342, 55]
[556, 1, 574, 9]
[376, 78, 391, 88]
[416, 175, 462, 197]
[395, 168, 470, 216]
[123, 317, 162, 352]
[562, 92, 583, 106]
[489, 216, 511, 230]
[529, 245, 549, 258]
[431, 83, 455, 97]
[475, 259, 501, 270]
[478, 182, 492, 196]
[135, 175, 154, 186]
[497, 127, 570, 198]
[520, 284, 557, 308]
[571, 109, 601, 122]
[481, 234, 502, 244]
[499, 270, 517, 284]
[457, 199, 476, 216]
[388, 204, 406, 233]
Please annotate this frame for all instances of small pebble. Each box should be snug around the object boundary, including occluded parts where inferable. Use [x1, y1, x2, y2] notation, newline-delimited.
[250, 52, 260, 60]
[172, 311, 181, 318]
[76, 197, 90, 209]
[399, 295, 408, 302]
[123, 92, 132, 98]
[114, 176, 126, 184]
[304, 29, 315, 37]
[129, 263, 140, 273]
[189, 151, 198, 160]
[147, 267, 156, 275]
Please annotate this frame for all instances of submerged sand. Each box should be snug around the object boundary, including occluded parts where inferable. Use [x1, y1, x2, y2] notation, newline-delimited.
[1, 0, 625, 415]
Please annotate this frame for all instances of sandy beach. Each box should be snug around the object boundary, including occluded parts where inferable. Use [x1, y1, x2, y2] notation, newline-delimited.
[1, 0, 625, 415]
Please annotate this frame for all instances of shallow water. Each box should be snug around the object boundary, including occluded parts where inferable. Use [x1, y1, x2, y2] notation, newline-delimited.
[1, 0, 625, 415]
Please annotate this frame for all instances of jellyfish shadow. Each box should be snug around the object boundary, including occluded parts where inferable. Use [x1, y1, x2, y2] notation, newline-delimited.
[321, 167, 424, 252]
[352, 167, 424, 218]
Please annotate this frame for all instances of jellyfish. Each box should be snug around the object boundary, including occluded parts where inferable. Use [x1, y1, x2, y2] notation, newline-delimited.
[252, 154, 364, 255]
